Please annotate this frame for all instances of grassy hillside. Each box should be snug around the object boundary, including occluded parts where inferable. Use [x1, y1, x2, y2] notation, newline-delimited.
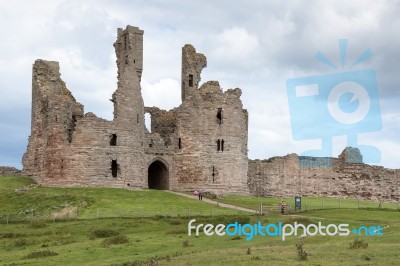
[0, 208, 399, 265]
[0, 176, 399, 265]
[0, 176, 240, 221]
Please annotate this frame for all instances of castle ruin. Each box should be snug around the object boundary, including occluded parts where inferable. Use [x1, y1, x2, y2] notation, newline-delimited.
[22, 25, 249, 195]
[22, 25, 399, 201]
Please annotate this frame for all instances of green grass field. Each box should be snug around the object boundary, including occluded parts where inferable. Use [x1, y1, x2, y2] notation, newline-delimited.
[0, 176, 399, 265]
[0, 176, 241, 222]
[216, 195, 400, 214]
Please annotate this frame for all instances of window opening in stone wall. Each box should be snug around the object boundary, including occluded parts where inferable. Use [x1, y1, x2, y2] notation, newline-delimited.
[217, 139, 221, 151]
[137, 114, 139, 124]
[67, 115, 77, 143]
[110, 134, 117, 146]
[124, 35, 127, 50]
[189, 74, 194, 87]
[212, 166, 215, 183]
[217, 108, 223, 125]
[145, 113, 151, 133]
[111, 160, 118, 178]
[178, 138, 181, 149]
[221, 139, 225, 151]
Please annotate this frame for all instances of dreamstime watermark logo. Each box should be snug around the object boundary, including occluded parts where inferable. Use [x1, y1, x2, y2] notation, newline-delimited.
[187, 219, 383, 241]
[286, 39, 382, 166]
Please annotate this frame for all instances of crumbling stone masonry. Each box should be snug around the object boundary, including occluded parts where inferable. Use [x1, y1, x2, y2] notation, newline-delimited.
[22, 25, 249, 195]
[248, 148, 400, 202]
[0, 166, 21, 176]
[22, 25, 399, 200]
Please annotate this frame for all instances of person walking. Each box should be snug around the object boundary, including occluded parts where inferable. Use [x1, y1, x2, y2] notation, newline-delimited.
[199, 189, 203, 200]
[280, 199, 286, 215]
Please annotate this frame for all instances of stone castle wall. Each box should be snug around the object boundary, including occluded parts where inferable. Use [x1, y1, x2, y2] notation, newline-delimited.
[248, 149, 400, 202]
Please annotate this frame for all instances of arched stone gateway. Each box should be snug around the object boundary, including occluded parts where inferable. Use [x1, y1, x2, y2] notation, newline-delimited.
[148, 160, 169, 190]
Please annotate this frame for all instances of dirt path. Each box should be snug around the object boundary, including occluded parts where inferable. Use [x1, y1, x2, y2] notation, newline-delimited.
[167, 190, 256, 213]
[167, 190, 326, 220]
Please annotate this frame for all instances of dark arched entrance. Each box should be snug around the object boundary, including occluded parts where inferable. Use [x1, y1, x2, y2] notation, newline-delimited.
[148, 160, 169, 190]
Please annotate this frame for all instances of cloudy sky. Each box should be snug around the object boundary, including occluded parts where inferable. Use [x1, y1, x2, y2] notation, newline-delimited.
[0, 0, 399, 169]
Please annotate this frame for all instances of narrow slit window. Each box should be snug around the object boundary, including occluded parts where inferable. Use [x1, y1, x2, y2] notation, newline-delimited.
[110, 134, 117, 146]
[212, 166, 215, 183]
[188, 74, 194, 87]
[111, 160, 118, 178]
[217, 108, 223, 125]
[217, 139, 221, 151]
[221, 139, 225, 152]
[178, 138, 182, 149]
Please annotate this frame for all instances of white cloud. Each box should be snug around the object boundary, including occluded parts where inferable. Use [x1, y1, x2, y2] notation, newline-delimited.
[211, 27, 259, 62]
[142, 78, 181, 110]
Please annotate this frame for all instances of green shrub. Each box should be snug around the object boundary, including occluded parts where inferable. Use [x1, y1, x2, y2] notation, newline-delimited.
[89, 229, 119, 239]
[0, 232, 27, 238]
[30, 220, 47, 229]
[14, 238, 29, 247]
[246, 247, 251, 255]
[296, 239, 308, 261]
[350, 239, 368, 249]
[101, 235, 129, 247]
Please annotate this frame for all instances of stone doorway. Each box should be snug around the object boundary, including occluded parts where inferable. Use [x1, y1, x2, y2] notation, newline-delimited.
[148, 160, 169, 190]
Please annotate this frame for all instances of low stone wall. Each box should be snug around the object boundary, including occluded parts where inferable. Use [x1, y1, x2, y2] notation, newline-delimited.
[0, 166, 21, 176]
[248, 152, 400, 202]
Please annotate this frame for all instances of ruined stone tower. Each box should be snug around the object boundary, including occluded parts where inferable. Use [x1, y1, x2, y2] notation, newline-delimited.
[22, 25, 250, 195]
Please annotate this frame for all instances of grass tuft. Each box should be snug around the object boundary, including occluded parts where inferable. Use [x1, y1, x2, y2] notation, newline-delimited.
[182, 239, 190, 247]
[22, 250, 58, 259]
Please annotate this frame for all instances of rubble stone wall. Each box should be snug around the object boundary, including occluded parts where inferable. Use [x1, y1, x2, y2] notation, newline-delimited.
[248, 150, 400, 202]
[0, 167, 21, 176]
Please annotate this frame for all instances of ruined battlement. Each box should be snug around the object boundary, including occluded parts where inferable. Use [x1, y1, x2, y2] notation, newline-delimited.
[114, 25, 144, 80]
[181, 44, 207, 101]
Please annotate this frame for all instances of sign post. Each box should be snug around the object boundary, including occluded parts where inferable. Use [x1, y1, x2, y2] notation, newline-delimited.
[295, 196, 302, 212]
